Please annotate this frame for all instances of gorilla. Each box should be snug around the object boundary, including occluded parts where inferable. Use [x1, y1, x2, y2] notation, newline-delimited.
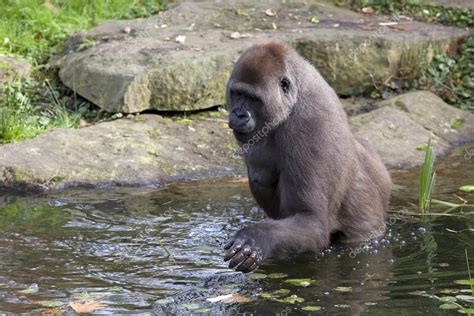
[224, 42, 391, 273]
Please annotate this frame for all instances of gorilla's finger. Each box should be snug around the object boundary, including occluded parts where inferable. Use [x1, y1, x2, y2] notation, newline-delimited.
[228, 248, 250, 269]
[235, 251, 257, 272]
[224, 243, 242, 261]
[224, 240, 234, 250]
[242, 262, 258, 273]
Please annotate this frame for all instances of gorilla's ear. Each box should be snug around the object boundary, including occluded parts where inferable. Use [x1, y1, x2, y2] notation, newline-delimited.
[279, 78, 291, 94]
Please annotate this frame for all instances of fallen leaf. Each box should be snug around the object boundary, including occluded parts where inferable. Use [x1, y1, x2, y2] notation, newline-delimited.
[361, 7, 374, 14]
[79, 119, 92, 128]
[228, 177, 248, 183]
[18, 283, 39, 294]
[41, 307, 63, 315]
[308, 16, 319, 24]
[230, 32, 252, 39]
[175, 35, 186, 44]
[69, 301, 106, 313]
[207, 293, 254, 303]
[378, 22, 399, 26]
[386, 23, 412, 32]
[265, 9, 277, 17]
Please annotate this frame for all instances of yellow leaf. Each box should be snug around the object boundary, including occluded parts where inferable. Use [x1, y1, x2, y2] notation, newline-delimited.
[69, 301, 106, 313]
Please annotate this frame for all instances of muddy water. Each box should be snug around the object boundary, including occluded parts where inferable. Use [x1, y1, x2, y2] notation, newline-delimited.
[0, 145, 473, 315]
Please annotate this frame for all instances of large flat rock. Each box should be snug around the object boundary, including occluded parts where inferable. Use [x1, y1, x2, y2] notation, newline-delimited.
[53, 0, 468, 113]
[0, 113, 242, 192]
[0, 91, 472, 192]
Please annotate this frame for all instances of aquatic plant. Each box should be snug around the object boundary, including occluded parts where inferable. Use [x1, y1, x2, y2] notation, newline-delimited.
[419, 134, 436, 213]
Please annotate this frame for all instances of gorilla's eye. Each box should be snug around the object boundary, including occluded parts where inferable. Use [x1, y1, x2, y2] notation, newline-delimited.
[279, 78, 291, 94]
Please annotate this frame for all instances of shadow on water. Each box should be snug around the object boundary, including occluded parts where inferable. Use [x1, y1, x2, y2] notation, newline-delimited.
[0, 144, 473, 314]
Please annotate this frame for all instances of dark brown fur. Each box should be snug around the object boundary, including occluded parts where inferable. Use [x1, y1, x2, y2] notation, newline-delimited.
[224, 42, 391, 273]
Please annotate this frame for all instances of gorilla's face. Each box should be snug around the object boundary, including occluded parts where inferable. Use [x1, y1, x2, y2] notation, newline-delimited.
[227, 77, 295, 135]
[226, 47, 298, 140]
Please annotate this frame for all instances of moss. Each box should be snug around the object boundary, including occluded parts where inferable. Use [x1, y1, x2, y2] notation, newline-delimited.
[148, 129, 161, 139]
[451, 118, 464, 129]
[394, 100, 409, 112]
[161, 164, 174, 175]
[173, 116, 194, 125]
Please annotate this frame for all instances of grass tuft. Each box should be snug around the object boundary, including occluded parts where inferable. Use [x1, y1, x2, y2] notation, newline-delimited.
[0, 0, 166, 143]
[419, 134, 436, 213]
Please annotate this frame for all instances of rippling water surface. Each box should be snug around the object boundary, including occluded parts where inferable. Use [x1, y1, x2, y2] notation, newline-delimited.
[0, 145, 473, 314]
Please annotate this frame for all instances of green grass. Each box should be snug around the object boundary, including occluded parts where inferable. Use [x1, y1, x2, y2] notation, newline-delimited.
[0, 0, 166, 62]
[0, 0, 166, 143]
[349, 0, 474, 28]
[419, 134, 436, 213]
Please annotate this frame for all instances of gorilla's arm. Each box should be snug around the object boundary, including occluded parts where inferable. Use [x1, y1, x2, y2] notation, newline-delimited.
[224, 166, 333, 272]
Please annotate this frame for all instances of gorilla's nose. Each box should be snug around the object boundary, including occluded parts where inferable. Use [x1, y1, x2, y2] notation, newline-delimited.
[229, 109, 251, 129]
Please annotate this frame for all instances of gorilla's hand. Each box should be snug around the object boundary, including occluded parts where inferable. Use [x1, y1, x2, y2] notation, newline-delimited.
[224, 227, 267, 273]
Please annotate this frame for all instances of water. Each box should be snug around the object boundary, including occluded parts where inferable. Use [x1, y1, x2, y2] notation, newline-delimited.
[0, 145, 473, 315]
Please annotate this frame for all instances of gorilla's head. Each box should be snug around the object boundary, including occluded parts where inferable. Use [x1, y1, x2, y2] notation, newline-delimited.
[226, 43, 299, 138]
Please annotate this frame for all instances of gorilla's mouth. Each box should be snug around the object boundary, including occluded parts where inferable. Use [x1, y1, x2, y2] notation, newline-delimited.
[229, 118, 256, 134]
[229, 122, 256, 134]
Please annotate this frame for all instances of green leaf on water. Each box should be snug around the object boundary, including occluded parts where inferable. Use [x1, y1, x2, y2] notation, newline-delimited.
[260, 289, 291, 299]
[259, 292, 275, 299]
[274, 289, 291, 295]
[439, 296, 457, 302]
[455, 279, 474, 286]
[456, 295, 474, 302]
[72, 291, 103, 300]
[410, 290, 429, 297]
[416, 144, 426, 151]
[334, 286, 352, 292]
[180, 303, 200, 310]
[109, 286, 124, 293]
[459, 308, 474, 314]
[284, 278, 315, 287]
[268, 273, 288, 279]
[276, 295, 304, 304]
[156, 298, 174, 304]
[195, 308, 211, 313]
[459, 185, 474, 192]
[302, 305, 321, 311]
[439, 303, 458, 310]
[248, 273, 267, 280]
[18, 284, 39, 294]
[37, 300, 63, 307]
